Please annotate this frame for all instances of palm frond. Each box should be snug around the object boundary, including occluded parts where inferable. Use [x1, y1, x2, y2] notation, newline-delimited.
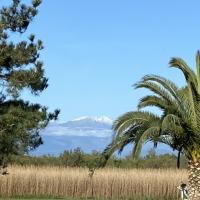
[132, 126, 161, 158]
[138, 95, 169, 110]
[177, 89, 197, 129]
[134, 81, 180, 113]
[134, 81, 172, 102]
[169, 57, 197, 89]
[111, 111, 161, 159]
[99, 128, 137, 167]
[142, 74, 181, 103]
[162, 114, 181, 131]
[196, 51, 200, 94]
[98, 138, 122, 168]
[112, 111, 159, 137]
[118, 128, 138, 154]
[169, 57, 199, 122]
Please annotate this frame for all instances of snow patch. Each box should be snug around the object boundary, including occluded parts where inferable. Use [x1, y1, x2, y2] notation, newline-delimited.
[72, 116, 113, 125]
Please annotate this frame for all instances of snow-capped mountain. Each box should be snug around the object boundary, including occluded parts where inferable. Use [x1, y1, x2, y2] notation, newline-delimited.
[72, 116, 113, 124]
[31, 116, 174, 156]
[32, 116, 114, 155]
[60, 116, 113, 131]
[41, 116, 113, 137]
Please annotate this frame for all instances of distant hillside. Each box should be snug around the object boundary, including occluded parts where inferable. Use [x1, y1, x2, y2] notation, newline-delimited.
[31, 116, 176, 156]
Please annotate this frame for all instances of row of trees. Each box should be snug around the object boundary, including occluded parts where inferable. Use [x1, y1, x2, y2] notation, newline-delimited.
[9, 147, 187, 169]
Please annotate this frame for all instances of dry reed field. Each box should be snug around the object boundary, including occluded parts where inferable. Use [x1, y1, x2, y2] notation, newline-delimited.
[0, 166, 187, 200]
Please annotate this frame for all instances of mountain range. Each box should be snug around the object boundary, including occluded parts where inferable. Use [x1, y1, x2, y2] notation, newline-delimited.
[32, 116, 175, 156]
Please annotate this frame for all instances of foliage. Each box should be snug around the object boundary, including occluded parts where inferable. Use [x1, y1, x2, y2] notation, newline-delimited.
[100, 51, 200, 168]
[9, 147, 187, 169]
[0, 0, 59, 170]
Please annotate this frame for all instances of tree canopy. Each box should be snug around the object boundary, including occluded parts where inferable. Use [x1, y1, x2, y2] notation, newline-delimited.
[99, 52, 200, 199]
[0, 0, 59, 169]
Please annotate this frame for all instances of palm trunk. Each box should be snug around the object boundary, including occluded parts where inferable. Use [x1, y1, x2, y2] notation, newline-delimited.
[188, 160, 200, 200]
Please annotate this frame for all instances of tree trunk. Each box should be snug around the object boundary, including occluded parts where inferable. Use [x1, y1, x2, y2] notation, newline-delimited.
[188, 160, 200, 199]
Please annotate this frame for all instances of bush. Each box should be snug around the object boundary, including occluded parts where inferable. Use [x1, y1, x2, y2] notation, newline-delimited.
[9, 147, 187, 169]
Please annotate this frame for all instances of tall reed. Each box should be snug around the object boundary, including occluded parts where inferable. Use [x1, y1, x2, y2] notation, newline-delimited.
[0, 166, 187, 199]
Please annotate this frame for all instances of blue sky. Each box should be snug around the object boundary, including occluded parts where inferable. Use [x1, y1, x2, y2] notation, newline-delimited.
[5, 0, 200, 122]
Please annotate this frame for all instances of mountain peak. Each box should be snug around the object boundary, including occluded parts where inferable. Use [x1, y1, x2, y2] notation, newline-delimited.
[72, 116, 113, 125]
[42, 116, 113, 138]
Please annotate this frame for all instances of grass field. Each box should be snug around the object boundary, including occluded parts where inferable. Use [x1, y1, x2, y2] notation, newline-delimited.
[0, 166, 187, 200]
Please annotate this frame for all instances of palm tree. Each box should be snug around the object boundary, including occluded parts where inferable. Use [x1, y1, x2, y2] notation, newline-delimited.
[101, 51, 200, 200]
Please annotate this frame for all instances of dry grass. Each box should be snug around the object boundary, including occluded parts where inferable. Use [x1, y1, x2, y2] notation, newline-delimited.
[0, 166, 187, 200]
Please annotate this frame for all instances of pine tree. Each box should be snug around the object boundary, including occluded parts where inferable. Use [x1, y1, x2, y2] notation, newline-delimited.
[0, 0, 59, 172]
